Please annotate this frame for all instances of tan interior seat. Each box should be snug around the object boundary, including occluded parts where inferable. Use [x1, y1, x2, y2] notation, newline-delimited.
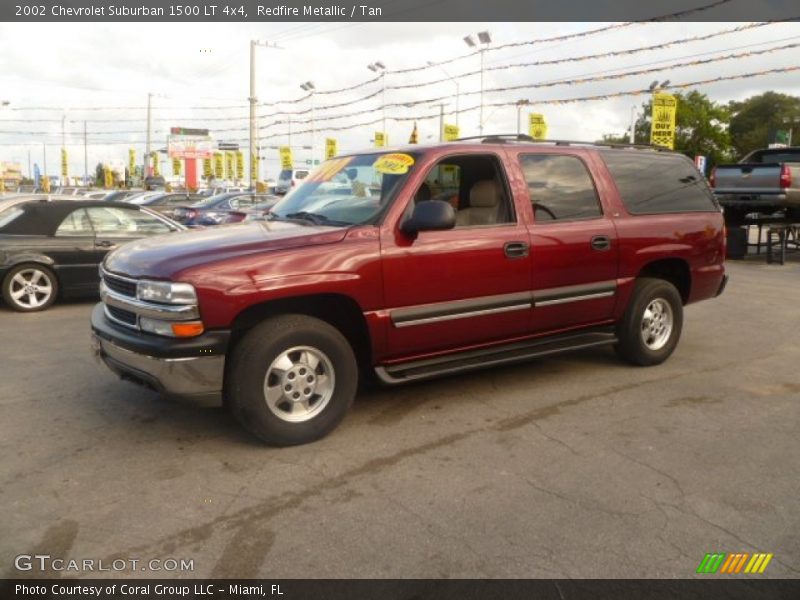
[456, 180, 501, 226]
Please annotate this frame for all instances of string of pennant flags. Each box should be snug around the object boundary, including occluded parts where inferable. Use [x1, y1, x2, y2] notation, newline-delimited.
[251, 65, 800, 142]
[5, 0, 742, 114]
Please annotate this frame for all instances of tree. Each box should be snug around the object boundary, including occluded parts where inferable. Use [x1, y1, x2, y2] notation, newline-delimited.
[94, 163, 105, 187]
[728, 92, 800, 158]
[600, 90, 734, 167]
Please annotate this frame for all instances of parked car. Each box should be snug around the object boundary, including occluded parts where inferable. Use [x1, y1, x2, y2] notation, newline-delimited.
[241, 197, 281, 221]
[92, 138, 727, 446]
[126, 192, 204, 219]
[143, 175, 166, 191]
[172, 192, 278, 226]
[1, 199, 183, 312]
[712, 146, 800, 224]
[275, 168, 310, 195]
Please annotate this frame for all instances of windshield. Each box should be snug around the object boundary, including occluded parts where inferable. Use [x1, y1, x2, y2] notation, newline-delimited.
[269, 152, 418, 227]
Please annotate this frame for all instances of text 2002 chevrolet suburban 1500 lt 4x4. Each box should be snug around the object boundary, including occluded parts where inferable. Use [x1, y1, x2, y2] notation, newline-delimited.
[92, 137, 727, 446]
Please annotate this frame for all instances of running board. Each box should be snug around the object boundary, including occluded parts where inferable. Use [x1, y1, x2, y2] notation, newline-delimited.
[375, 328, 617, 385]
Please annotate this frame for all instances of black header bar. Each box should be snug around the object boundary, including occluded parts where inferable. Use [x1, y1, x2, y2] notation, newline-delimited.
[3, 0, 799, 22]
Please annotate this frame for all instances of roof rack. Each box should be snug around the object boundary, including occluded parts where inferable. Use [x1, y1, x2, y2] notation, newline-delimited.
[453, 135, 671, 151]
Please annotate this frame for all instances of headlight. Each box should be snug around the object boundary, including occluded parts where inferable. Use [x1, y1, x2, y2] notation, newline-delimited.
[136, 280, 197, 304]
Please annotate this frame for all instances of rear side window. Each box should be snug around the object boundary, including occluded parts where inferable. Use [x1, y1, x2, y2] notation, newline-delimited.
[278, 170, 292, 180]
[520, 154, 602, 222]
[600, 151, 717, 214]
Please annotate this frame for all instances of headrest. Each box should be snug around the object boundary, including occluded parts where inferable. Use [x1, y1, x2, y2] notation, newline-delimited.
[469, 180, 499, 208]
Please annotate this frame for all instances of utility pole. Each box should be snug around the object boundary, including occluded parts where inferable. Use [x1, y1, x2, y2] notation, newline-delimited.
[27, 150, 31, 180]
[464, 32, 492, 136]
[629, 105, 637, 144]
[250, 40, 283, 188]
[300, 82, 316, 165]
[83, 121, 88, 186]
[61, 113, 66, 185]
[42, 143, 47, 183]
[367, 62, 387, 139]
[516, 99, 530, 136]
[144, 92, 152, 181]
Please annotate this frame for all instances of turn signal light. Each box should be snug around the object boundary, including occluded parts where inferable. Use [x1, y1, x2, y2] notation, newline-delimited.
[171, 322, 205, 337]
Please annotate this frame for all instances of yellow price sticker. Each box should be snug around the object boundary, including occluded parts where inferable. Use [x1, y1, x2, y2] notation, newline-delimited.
[373, 153, 415, 175]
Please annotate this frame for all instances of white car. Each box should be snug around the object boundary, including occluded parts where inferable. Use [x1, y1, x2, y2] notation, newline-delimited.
[275, 169, 310, 195]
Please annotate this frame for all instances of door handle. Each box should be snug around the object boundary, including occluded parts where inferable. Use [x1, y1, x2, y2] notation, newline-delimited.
[504, 241, 529, 258]
[95, 240, 115, 248]
[590, 235, 611, 251]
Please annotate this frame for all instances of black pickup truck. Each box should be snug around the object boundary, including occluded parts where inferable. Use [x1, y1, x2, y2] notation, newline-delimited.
[711, 147, 800, 224]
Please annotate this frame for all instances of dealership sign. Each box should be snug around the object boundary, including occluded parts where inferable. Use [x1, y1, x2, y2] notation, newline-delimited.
[168, 127, 214, 159]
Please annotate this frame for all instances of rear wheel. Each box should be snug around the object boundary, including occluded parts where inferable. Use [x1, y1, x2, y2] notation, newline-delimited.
[615, 278, 683, 366]
[2, 264, 58, 312]
[227, 314, 358, 446]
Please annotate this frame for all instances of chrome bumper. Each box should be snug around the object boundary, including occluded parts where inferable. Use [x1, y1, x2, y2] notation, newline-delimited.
[92, 332, 224, 397]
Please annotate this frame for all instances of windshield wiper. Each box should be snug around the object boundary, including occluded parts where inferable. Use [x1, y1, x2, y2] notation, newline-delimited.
[284, 211, 350, 226]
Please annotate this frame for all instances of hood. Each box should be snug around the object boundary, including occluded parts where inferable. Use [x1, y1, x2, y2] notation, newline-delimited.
[104, 220, 348, 279]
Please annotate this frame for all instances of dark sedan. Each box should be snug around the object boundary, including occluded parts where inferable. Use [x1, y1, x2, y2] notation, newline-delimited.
[172, 192, 278, 226]
[128, 192, 204, 219]
[0, 199, 183, 312]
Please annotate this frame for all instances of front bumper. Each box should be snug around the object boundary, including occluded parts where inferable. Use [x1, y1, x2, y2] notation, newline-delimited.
[91, 303, 228, 398]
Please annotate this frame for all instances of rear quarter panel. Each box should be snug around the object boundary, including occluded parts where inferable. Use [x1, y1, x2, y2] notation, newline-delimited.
[590, 151, 725, 314]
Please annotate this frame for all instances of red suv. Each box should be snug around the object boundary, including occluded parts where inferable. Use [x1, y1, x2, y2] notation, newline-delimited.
[91, 137, 727, 446]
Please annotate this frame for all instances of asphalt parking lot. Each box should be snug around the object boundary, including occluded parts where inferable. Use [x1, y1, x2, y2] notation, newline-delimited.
[1, 259, 799, 579]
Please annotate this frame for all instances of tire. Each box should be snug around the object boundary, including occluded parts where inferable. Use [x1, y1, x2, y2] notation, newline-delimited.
[2, 263, 59, 312]
[227, 314, 358, 446]
[615, 278, 683, 367]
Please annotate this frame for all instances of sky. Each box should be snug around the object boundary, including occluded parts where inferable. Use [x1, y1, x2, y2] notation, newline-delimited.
[0, 20, 799, 181]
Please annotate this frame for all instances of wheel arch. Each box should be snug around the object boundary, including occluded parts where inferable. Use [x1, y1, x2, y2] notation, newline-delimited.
[226, 293, 372, 382]
[637, 258, 691, 304]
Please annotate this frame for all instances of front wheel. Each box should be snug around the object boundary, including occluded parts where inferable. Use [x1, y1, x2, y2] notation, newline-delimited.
[2, 264, 59, 312]
[227, 314, 358, 446]
[615, 278, 683, 366]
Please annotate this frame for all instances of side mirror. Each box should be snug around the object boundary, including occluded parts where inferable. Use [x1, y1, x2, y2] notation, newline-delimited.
[401, 200, 456, 237]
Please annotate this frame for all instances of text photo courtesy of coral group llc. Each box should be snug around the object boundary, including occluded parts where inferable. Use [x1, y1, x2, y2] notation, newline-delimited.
[1, 0, 799, 597]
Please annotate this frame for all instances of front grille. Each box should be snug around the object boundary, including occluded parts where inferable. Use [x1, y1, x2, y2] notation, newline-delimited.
[106, 305, 137, 326]
[103, 272, 137, 298]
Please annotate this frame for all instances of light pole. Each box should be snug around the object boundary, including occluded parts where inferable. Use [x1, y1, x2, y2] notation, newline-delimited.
[515, 99, 530, 136]
[427, 103, 449, 142]
[464, 31, 492, 136]
[427, 61, 460, 127]
[629, 105, 638, 144]
[250, 40, 283, 187]
[367, 62, 387, 137]
[782, 116, 800, 145]
[144, 92, 152, 181]
[300, 81, 316, 165]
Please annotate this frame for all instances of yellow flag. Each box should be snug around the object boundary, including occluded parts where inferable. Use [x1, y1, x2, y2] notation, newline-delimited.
[650, 93, 678, 150]
[213, 152, 223, 179]
[60, 149, 68, 177]
[279, 147, 293, 170]
[443, 124, 460, 142]
[325, 138, 337, 160]
[528, 113, 548, 140]
[172, 158, 181, 176]
[128, 149, 136, 174]
[374, 132, 387, 148]
[408, 122, 418, 144]
[151, 153, 160, 176]
[235, 151, 244, 180]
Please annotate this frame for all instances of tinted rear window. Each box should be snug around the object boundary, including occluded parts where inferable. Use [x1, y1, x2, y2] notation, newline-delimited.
[744, 149, 800, 164]
[278, 170, 292, 180]
[599, 151, 717, 215]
